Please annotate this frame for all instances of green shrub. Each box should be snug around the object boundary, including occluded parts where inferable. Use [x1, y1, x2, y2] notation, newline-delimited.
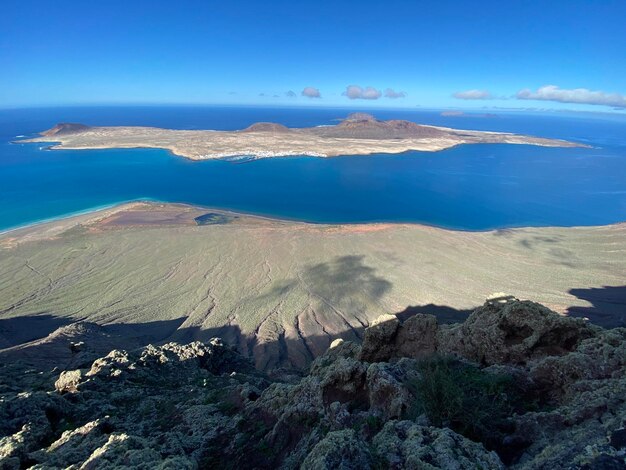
[216, 400, 239, 415]
[365, 415, 383, 433]
[408, 356, 529, 449]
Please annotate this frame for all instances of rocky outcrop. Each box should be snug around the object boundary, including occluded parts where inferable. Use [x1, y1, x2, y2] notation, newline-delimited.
[359, 313, 438, 362]
[360, 295, 596, 366]
[1, 297, 624, 469]
[358, 314, 400, 362]
[373, 421, 504, 469]
[0, 321, 149, 376]
[360, 296, 626, 468]
[54, 369, 82, 394]
[439, 296, 596, 365]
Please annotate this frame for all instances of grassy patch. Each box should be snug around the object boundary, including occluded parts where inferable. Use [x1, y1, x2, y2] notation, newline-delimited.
[407, 356, 534, 454]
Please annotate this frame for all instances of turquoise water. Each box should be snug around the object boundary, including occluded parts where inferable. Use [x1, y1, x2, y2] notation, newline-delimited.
[1, 106, 625, 231]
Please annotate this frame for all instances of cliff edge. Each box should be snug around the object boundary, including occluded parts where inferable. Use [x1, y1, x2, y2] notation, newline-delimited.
[1, 296, 624, 469]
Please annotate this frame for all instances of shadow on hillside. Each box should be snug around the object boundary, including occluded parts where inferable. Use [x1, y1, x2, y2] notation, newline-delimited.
[0, 300, 475, 373]
[396, 304, 474, 324]
[301, 255, 393, 304]
[0, 314, 73, 348]
[0, 316, 190, 367]
[251, 255, 392, 308]
[236, 255, 395, 368]
[566, 285, 626, 328]
[7, 285, 625, 374]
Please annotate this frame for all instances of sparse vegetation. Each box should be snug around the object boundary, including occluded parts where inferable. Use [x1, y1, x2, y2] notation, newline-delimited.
[408, 355, 536, 457]
[1, 202, 623, 375]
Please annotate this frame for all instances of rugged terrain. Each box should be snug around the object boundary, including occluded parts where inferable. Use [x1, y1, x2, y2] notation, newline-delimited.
[1, 296, 625, 469]
[21, 113, 585, 160]
[1, 202, 625, 372]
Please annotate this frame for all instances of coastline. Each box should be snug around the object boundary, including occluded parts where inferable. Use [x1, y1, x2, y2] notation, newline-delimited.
[24, 137, 585, 162]
[1, 199, 623, 239]
[0, 200, 153, 236]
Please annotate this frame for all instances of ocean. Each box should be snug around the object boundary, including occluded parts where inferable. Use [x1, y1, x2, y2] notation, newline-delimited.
[0, 106, 625, 231]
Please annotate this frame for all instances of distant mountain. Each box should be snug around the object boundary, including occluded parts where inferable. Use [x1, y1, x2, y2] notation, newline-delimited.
[311, 114, 447, 139]
[41, 123, 91, 136]
[241, 122, 290, 133]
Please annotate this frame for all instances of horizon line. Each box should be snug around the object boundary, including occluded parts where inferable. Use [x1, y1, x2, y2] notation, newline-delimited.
[1, 102, 626, 118]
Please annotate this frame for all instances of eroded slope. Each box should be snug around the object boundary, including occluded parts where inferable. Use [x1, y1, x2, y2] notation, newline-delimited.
[1, 203, 624, 371]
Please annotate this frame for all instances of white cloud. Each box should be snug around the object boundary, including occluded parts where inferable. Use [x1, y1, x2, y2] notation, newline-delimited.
[516, 85, 626, 108]
[453, 89, 492, 100]
[285, 90, 297, 98]
[384, 88, 407, 99]
[302, 87, 321, 98]
[343, 85, 382, 100]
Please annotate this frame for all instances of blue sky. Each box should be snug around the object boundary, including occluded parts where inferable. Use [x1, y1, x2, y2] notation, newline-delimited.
[2, 0, 625, 111]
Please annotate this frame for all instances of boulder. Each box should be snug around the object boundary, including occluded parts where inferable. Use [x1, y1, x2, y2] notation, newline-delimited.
[394, 313, 438, 358]
[358, 314, 399, 362]
[54, 369, 83, 394]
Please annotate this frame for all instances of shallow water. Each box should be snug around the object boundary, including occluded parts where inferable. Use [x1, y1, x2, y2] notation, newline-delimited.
[0, 106, 625, 231]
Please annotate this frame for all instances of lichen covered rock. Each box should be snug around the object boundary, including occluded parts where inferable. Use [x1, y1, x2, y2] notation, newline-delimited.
[438, 296, 595, 365]
[302, 429, 372, 469]
[372, 421, 504, 469]
[54, 369, 82, 394]
[1, 297, 625, 469]
[366, 362, 413, 420]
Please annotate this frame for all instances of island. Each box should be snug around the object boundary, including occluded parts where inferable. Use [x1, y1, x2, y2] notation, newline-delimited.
[21, 113, 586, 160]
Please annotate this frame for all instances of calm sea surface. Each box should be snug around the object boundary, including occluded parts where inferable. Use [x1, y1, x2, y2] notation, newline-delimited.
[0, 106, 625, 231]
